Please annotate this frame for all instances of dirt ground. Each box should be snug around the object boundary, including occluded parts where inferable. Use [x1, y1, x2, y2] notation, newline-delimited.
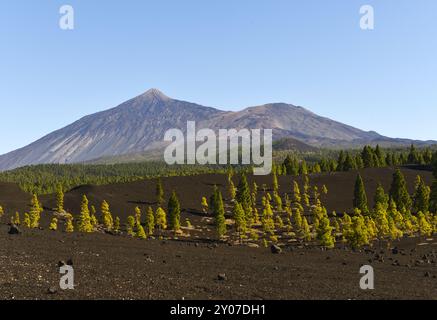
[0, 167, 436, 300]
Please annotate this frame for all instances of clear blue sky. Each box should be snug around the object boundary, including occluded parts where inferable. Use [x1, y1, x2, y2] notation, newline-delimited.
[1, 0, 436, 154]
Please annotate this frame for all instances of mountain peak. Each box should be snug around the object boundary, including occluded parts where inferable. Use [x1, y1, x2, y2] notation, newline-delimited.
[142, 88, 170, 102]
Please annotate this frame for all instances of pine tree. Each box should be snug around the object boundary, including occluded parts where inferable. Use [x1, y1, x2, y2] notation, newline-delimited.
[65, 213, 74, 232]
[273, 192, 283, 212]
[316, 216, 335, 249]
[412, 176, 430, 214]
[30, 194, 43, 228]
[155, 207, 167, 230]
[389, 169, 412, 212]
[101, 200, 114, 230]
[374, 183, 389, 210]
[114, 216, 120, 232]
[56, 185, 64, 213]
[134, 206, 142, 226]
[292, 181, 301, 204]
[49, 217, 58, 231]
[353, 174, 369, 215]
[233, 201, 246, 241]
[78, 195, 93, 233]
[294, 207, 303, 230]
[145, 207, 155, 235]
[261, 197, 275, 234]
[418, 212, 432, 237]
[12, 212, 20, 225]
[272, 171, 279, 193]
[168, 191, 181, 232]
[227, 175, 237, 200]
[201, 197, 209, 213]
[23, 213, 31, 228]
[362, 146, 376, 168]
[374, 203, 390, 238]
[136, 224, 147, 239]
[347, 215, 369, 249]
[156, 178, 164, 206]
[301, 217, 311, 241]
[127, 215, 136, 236]
[236, 174, 252, 218]
[214, 190, 227, 238]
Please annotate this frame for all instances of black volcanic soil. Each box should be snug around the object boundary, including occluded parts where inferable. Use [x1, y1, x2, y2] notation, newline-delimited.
[0, 167, 436, 300]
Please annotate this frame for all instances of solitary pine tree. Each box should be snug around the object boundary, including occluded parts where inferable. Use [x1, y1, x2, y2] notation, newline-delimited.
[353, 174, 369, 215]
[168, 191, 181, 232]
[389, 169, 412, 212]
[134, 206, 142, 226]
[156, 178, 164, 206]
[78, 195, 93, 233]
[101, 200, 114, 230]
[145, 207, 155, 235]
[56, 185, 64, 213]
[30, 194, 43, 228]
[214, 190, 227, 238]
[201, 197, 209, 213]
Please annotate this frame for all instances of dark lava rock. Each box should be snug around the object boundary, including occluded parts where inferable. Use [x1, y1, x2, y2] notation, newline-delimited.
[47, 287, 57, 294]
[424, 272, 431, 278]
[217, 273, 227, 281]
[392, 247, 399, 255]
[271, 245, 282, 254]
[8, 224, 21, 235]
[67, 259, 73, 266]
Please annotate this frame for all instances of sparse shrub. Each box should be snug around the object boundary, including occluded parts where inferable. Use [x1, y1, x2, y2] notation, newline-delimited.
[49, 217, 58, 231]
[201, 197, 208, 213]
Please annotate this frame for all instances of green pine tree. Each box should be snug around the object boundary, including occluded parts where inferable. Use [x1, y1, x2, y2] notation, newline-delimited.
[353, 174, 369, 215]
[168, 191, 181, 232]
[389, 169, 412, 212]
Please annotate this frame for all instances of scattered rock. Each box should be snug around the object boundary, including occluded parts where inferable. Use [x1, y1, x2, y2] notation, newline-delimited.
[424, 272, 431, 278]
[217, 273, 227, 281]
[271, 244, 282, 254]
[47, 287, 57, 295]
[8, 224, 21, 235]
[392, 247, 399, 255]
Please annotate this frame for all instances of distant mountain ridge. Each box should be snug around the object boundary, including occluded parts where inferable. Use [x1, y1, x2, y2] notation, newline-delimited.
[0, 88, 434, 171]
